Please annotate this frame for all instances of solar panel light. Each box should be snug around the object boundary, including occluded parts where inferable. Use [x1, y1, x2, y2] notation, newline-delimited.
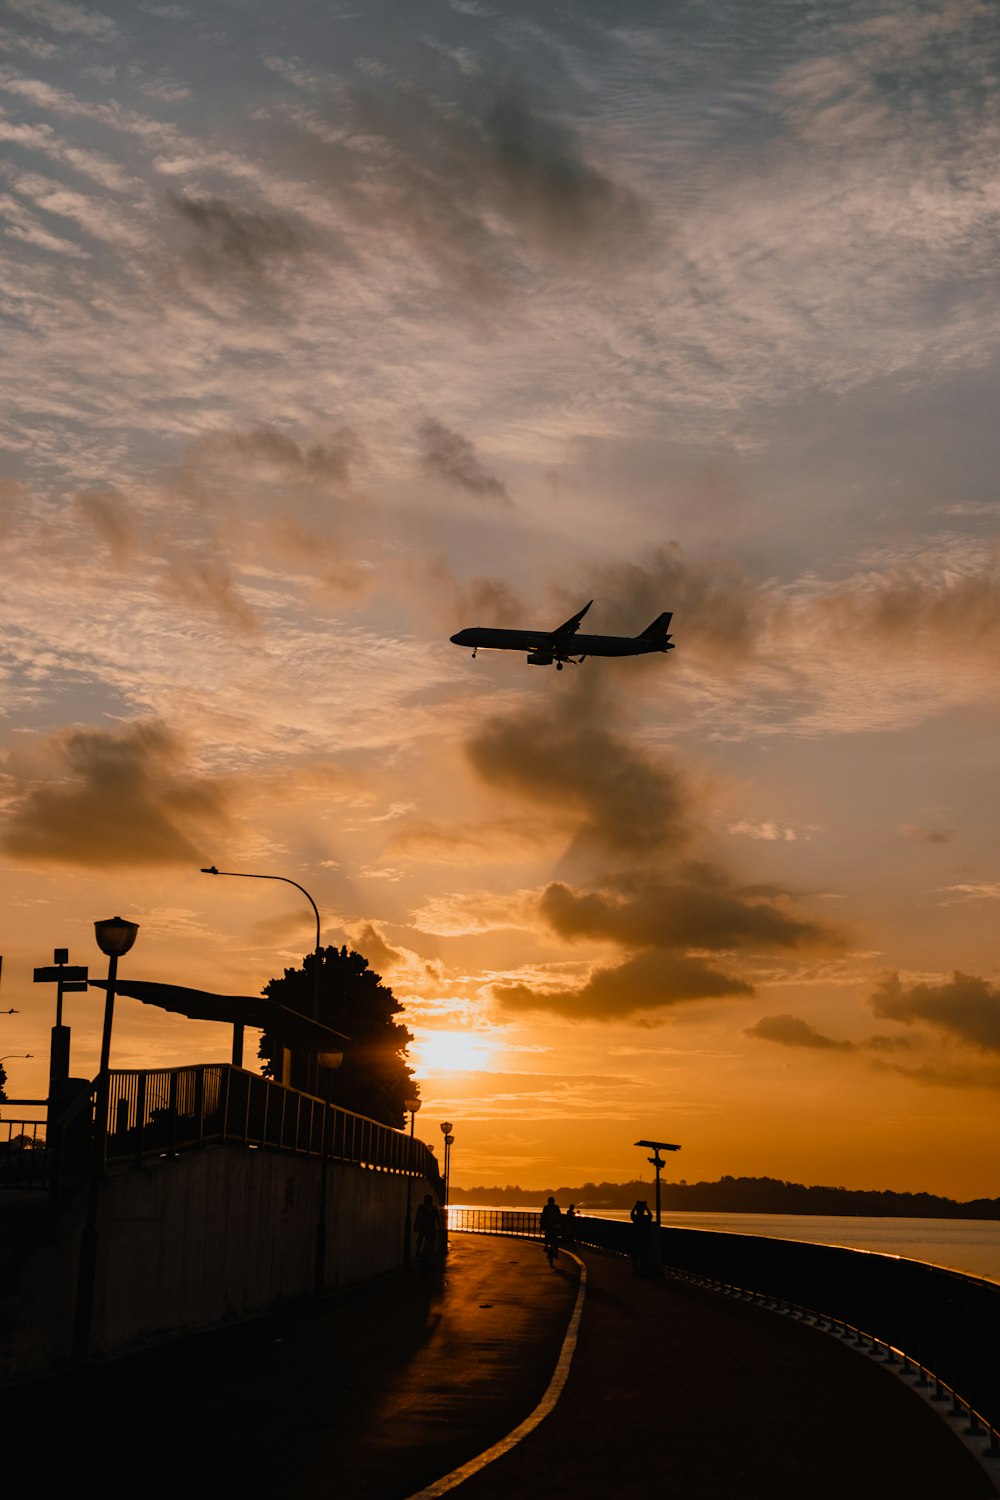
[635, 1140, 680, 1153]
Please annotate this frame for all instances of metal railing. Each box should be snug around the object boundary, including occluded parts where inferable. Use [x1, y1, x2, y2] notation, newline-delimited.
[12, 1065, 440, 1204]
[448, 1207, 544, 1238]
[449, 1209, 1000, 1450]
[0, 1118, 49, 1189]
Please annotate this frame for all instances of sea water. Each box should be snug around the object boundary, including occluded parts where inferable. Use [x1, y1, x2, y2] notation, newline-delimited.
[454, 1204, 1000, 1283]
[590, 1208, 1000, 1284]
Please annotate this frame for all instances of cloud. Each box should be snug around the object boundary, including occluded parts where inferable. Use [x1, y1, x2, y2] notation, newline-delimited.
[592, 543, 765, 665]
[939, 883, 1000, 904]
[494, 947, 753, 1020]
[311, 77, 649, 298]
[6, 0, 119, 39]
[416, 418, 510, 503]
[410, 888, 541, 937]
[2, 719, 230, 868]
[870, 971, 1000, 1054]
[745, 1013, 853, 1050]
[538, 874, 842, 954]
[898, 824, 953, 844]
[167, 191, 308, 282]
[489, 870, 841, 1021]
[466, 695, 692, 858]
[159, 542, 258, 633]
[193, 425, 364, 487]
[74, 487, 139, 563]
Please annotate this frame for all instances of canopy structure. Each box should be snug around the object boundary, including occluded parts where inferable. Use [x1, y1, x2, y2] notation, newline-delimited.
[88, 979, 348, 1068]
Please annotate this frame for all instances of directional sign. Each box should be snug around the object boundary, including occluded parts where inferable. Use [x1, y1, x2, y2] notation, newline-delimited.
[34, 965, 89, 984]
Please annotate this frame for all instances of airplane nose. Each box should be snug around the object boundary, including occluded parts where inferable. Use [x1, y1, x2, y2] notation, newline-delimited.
[450, 631, 466, 644]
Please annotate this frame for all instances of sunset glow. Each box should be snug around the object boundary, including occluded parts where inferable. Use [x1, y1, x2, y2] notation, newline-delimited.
[2, 1, 999, 1201]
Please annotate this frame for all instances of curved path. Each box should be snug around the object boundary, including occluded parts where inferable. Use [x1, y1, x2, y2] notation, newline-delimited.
[453, 1240, 997, 1500]
[6, 1232, 996, 1498]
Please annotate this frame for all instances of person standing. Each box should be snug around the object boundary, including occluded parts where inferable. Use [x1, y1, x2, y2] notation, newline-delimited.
[629, 1198, 653, 1276]
[414, 1193, 442, 1274]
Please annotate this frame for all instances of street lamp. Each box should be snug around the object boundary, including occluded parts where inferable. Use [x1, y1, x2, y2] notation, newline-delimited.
[440, 1121, 454, 1251]
[403, 1096, 421, 1264]
[74, 917, 138, 1361]
[201, 865, 323, 1090]
[0, 1054, 32, 1062]
[95, 918, 139, 1077]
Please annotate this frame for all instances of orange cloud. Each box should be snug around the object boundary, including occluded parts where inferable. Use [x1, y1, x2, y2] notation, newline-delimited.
[2, 718, 230, 868]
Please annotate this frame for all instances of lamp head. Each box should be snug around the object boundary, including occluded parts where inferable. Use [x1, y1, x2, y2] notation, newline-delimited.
[405, 1097, 422, 1114]
[201, 866, 219, 875]
[94, 917, 139, 958]
[441, 1121, 453, 1134]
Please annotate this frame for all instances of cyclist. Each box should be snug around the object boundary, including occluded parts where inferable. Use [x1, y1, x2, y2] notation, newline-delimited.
[540, 1195, 563, 1264]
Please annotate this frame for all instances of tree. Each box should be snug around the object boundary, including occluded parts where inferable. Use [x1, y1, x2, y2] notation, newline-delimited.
[258, 945, 415, 1127]
[0, 1059, 7, 1105]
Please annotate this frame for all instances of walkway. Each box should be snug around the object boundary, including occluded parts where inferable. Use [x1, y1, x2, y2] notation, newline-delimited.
[6, 1233, 996, 1498]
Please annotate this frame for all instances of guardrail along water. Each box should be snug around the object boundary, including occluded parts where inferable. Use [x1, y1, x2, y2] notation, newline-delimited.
[448, 1206, 1000, 1454]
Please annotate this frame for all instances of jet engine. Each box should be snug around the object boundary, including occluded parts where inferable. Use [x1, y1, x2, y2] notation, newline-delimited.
[527, 651, 553, 666]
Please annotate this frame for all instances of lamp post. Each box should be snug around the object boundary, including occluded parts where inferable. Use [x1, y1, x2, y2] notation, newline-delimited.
[201, 865, 323, 1091]
[74, 917, 139, 1361]
[635, 1138, 681, 1228]
[403, 1096, 421, 1264]
[440, 1121, 454, 1252]
[634, 1137, 680, 1278]
[94, 919, 140, 1079]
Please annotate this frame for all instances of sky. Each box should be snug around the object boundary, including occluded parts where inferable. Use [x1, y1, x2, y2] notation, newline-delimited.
[1, 0, 999, 1200]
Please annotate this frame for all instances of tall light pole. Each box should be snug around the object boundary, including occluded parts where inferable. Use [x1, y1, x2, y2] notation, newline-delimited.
[74, 916, 139, 1361]
[201, 865, 323, 1091]
[635, 1138, 681, 1228]
[403, 1096, 421, 1264]
[440, 1121, 454, 1252]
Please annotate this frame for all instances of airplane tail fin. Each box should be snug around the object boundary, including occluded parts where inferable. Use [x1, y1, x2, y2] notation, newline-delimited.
[640, 611, 673, 641]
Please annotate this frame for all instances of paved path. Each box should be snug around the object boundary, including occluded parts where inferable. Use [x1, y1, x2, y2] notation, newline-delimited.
[7, 1232, 997, 1498]
[457, 1242, 997, 1500]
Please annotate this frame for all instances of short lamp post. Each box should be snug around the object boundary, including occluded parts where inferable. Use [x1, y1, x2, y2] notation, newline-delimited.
[95, 918, 140, 1079]
[74, 916, 139, 1362]
[635, 1138, 681, 1229]
[403, 1096, 421, 1264]
[440, 1121, 454, 1251]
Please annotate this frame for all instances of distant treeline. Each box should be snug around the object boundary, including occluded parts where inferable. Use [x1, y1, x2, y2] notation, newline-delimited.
[449, 1175, 1000, 1220]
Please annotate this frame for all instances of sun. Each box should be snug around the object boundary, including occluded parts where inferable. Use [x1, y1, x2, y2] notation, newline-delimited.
[412, 1030, 497, 1075]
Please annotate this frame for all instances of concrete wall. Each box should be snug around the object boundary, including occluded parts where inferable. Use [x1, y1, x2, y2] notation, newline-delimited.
[1, 1144, 436, 1379]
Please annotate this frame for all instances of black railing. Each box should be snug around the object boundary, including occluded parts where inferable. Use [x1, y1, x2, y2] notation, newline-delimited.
[449, 1209, 1000, 1450]
[448, 1207, 544, 1238]
[0, 1118, 49, 1189]
[26, 1065, 440, 1204]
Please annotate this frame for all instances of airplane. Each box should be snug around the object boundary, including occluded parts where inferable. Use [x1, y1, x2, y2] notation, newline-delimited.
[450, 600, 675, 670]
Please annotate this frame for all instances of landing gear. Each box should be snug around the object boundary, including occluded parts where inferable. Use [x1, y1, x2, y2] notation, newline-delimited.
[556, 662, 563, 671]
[471, 648, 477, 659]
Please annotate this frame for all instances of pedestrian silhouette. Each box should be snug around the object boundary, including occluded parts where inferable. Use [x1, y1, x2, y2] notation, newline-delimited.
[629, 1198, 652, 1276]
[414, 1193, 441, 1274]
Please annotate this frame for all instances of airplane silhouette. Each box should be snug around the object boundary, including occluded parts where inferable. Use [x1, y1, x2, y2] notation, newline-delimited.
[450, 600, 675, 670]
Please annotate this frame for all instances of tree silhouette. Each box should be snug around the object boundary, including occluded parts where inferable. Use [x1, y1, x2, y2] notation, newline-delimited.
[257, 945, 414, 1127]
[0, 1060, 6, 1105]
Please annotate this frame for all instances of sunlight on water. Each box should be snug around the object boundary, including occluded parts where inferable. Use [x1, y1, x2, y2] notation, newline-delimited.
[454, 1205, 1000, 1283]
[595, 1209, 1000, 1283]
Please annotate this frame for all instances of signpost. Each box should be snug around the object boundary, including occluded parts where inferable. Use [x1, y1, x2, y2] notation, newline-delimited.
[34, 949, 89, 1117]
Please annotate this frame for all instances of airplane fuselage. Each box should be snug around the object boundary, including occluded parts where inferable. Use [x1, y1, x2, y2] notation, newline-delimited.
[450, 627, 672, 658]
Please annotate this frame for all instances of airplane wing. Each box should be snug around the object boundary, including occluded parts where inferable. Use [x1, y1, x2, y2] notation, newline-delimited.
[551, 600, 592, 639]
